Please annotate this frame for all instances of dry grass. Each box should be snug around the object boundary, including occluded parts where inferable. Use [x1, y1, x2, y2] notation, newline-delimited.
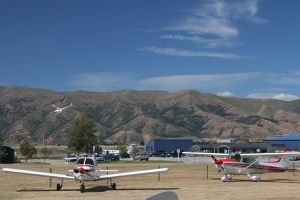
[1, 162, 300, 200]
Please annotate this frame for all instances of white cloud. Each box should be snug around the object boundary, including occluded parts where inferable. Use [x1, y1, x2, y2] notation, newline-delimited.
[69, 72, 259, 92]
[246, 93, 300, 101]
[165, 0, 266, 48]
[160, 35, 234, 48]
[138, 46, 242, 59]
[68, 72, 137, 91]
[216, 91, 235, 97]
[267, 73, 300, 85]
[293, 70, 300, 75]
[140, 73, 259, 91]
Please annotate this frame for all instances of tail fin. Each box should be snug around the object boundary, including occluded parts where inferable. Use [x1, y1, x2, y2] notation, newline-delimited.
[263, 156, 289, 168]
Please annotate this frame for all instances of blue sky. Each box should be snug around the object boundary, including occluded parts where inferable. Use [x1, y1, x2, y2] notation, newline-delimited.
[1, 0, 300, 101]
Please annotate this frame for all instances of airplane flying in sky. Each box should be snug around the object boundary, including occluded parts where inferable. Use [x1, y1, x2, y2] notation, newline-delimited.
[52, 102, 73, 114]
[2, 147, 169, 193]
[183, 151, 300, 182]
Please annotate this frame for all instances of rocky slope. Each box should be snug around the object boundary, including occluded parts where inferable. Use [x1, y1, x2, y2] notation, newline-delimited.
[1, 86, 300, 145]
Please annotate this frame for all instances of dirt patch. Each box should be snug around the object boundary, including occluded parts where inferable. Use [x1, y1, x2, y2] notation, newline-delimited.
[1, 162, 300, 200]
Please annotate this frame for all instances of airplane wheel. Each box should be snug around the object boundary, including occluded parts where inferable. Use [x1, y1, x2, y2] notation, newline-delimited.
[111, 183, 117, 190]
[80, 185, 85, 193]
[56, 184, 62, 191]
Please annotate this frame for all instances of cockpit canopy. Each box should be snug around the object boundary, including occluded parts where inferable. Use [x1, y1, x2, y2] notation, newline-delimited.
[227, 153, 241, 161]
[76, 157, 95, 166]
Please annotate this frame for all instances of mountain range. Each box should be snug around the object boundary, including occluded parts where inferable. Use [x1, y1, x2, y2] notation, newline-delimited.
[1, 86, 300, 145]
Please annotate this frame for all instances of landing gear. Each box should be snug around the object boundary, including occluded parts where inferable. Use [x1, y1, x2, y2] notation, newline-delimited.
[56, 179, 63, 191]
[247, 173, 261, 182]
[109, 178, 117, 190]
[221, 174, 233, 182]
[56, 184, 62, 191]
[111, 183, 117, 190]
[80, 184, 85, 193]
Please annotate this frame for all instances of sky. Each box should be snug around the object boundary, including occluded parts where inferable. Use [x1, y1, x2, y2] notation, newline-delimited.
[1, 0, 300, 101]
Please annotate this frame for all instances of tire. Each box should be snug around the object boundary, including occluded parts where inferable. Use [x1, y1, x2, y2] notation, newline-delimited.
[111, 183, 116, 190]
[80, 185, 85, 193]
[56, 184, 61, 191]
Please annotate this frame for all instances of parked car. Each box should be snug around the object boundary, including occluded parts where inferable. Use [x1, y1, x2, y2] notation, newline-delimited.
[64, 155, 78, 162]
[169, 150, 184, 157]
[150, 151, 167, 157]
[134, 152, 149, 161]
[103, 154, 120, 161]
[94, 154, 105, 161]
[120, 152, 130, 158]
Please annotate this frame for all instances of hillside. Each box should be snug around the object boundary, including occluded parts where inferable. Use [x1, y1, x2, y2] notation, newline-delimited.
[1, 86, 300, 145]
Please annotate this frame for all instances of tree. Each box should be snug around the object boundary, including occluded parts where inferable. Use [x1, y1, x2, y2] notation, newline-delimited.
[40, 147, 52, 160]
[95, 145, 102, 154]
[130, 145, 140, 159]
[117, 144, 128, 158]
[68, 109, 98, 154]
[20, 140, 37, 163]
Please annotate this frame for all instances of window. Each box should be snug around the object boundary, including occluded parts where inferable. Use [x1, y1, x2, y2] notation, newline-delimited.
[76, 158, 85, 164]
[85, 158, 95, 165]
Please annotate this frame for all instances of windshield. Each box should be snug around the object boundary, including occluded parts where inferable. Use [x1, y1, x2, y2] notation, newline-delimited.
[227, 153, 241, 161]
[85, 158, 95, 165]
[76, 158, 85, 164]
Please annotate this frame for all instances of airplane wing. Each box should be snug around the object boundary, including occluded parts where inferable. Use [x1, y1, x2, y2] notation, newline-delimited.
[240, 152, 300, 158]
[96, 168, 169, 179]
[183, 152, 228, 157]
[96, 169, 119, 172]
[2, 168, 74, 179]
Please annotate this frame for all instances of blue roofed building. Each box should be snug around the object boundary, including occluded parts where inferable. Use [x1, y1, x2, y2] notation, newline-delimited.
[265, 133, 300, 150]
[145, 139, 193, 153]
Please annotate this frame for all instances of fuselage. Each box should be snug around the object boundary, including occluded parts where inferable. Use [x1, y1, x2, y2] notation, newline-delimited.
[216, 156, 289, 175]
[73, 157, 98, 181]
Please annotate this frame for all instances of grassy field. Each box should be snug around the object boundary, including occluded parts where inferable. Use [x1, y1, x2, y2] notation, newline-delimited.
[2, 161, 300, 200]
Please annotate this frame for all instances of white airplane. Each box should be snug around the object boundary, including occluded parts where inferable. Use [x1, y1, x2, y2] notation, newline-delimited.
[183, 151, 300, 182]
[52, 102, 73, 114]
[2, 147, 169, 193]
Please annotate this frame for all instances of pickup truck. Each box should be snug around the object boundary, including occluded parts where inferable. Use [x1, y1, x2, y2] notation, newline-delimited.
[134, 153, 149, 161]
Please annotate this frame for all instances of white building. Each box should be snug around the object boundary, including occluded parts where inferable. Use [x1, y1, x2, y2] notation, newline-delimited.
[102, 149, 120, 155]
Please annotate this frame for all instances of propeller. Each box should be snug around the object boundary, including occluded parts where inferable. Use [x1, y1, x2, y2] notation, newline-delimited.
[211, 155, 225, 172]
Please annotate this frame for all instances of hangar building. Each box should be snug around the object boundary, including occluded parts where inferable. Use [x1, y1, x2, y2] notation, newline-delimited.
[145, 139, 193, 153]
[265, 133, 300, 150]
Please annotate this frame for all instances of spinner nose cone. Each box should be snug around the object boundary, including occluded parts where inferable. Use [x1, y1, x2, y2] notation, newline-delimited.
[79, 167, 84, 174]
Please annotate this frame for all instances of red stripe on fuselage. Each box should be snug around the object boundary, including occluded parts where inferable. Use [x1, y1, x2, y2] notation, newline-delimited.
[76, 164, 94, 167]
[223, 162, 286, 172]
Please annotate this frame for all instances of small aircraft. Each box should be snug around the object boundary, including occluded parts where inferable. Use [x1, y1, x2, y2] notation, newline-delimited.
[2, 147, 169, 193]
[183, 151, 300, 182]
[52, 102, 73, 114]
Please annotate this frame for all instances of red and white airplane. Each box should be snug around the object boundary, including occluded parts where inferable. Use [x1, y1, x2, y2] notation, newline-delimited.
[183, 151, 300, 182]
[2, 147, 169, 193]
